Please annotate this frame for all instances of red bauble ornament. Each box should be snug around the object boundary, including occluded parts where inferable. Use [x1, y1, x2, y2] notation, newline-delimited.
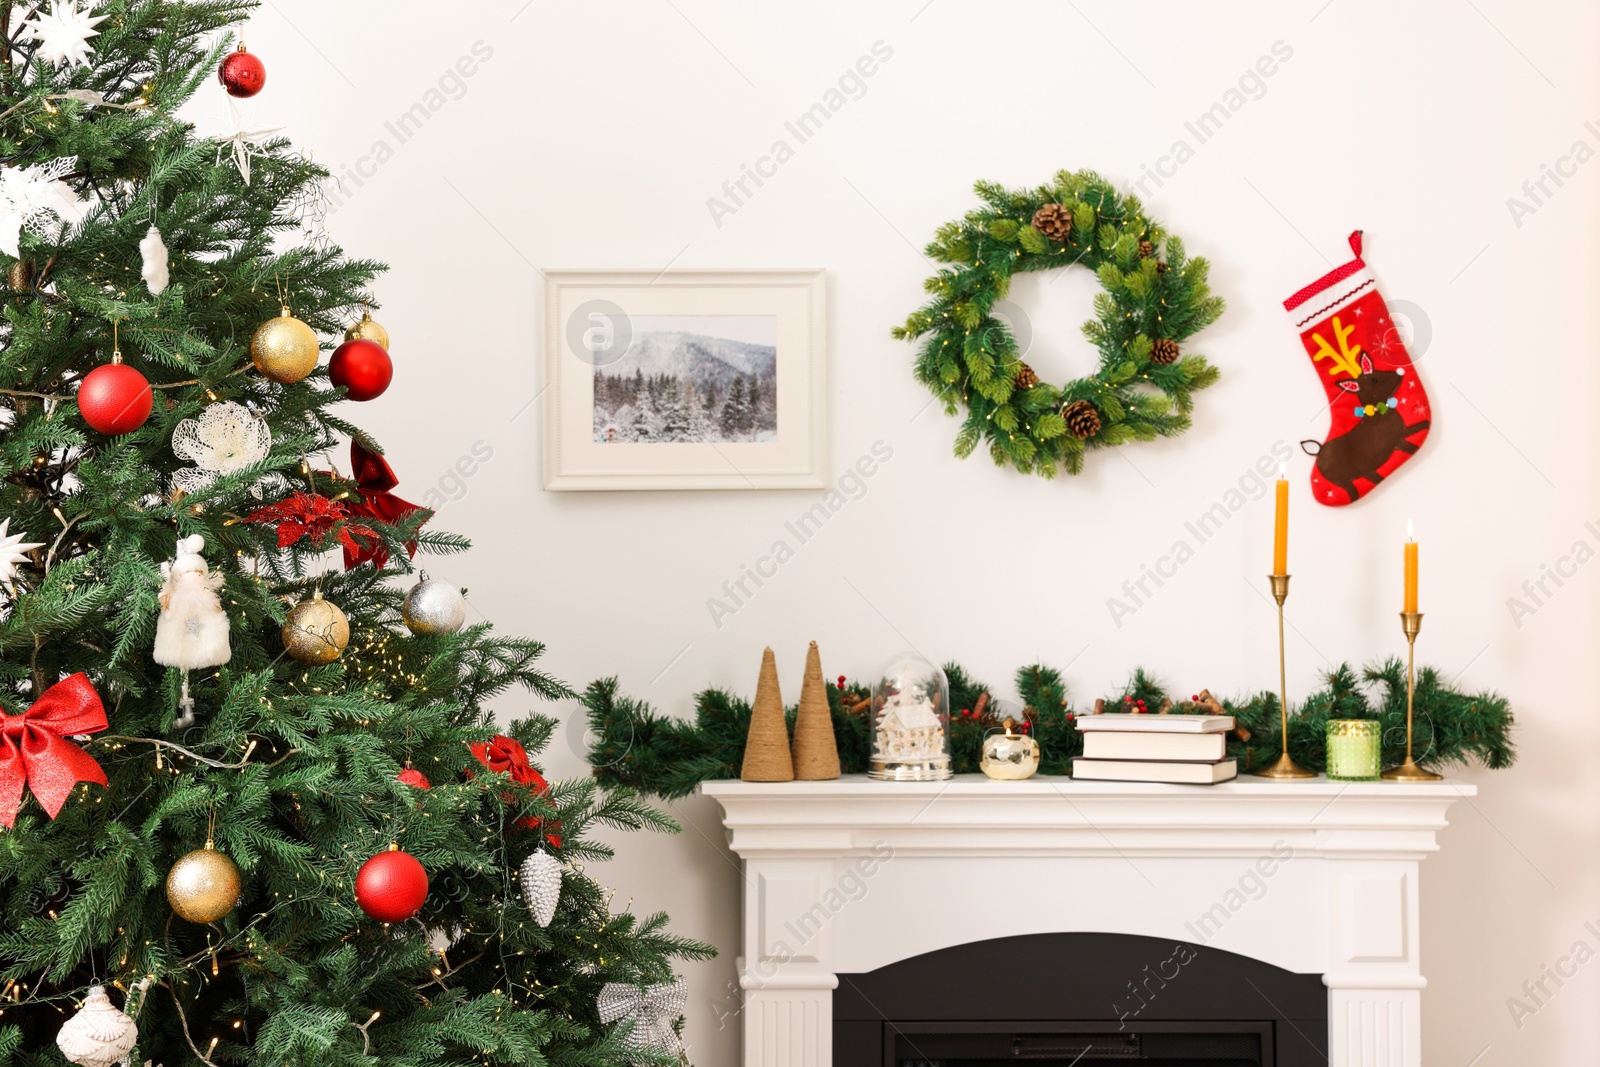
[355, 847, 428, 923]
[329, 339, 393, 402]
[397, 767, 431, 789]
[218, 47, 266, 98]
[78, 362, 153, 435]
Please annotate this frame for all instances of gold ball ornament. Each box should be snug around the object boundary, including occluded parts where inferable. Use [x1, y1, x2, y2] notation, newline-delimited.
[345, 310, 390, 351]
[980, 718, 1041, 780]
[282, 594, 350, 664]
[251, 306, 320, 384]
[166, 843, 242, 923]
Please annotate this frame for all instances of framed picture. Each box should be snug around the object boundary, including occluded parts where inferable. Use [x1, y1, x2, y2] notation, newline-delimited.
[542, 269, 827, 491]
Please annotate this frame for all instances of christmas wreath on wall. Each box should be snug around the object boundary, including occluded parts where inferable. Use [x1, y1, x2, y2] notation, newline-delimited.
[894, 169, 1225, 476]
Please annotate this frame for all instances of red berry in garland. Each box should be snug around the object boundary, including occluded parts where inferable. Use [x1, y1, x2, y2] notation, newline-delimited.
[78, 358, 153, 435]
[218, 45, 265, 98]
[329, 338, 393, 401]
[355, 845, 428, 923]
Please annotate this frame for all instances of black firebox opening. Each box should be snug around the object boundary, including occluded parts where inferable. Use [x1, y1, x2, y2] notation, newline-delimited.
[834, 933, 1328, 1067]
[889, 1020, 1268, 1067]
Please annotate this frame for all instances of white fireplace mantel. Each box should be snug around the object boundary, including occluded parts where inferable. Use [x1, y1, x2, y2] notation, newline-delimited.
[702, 774, 1474, 1067]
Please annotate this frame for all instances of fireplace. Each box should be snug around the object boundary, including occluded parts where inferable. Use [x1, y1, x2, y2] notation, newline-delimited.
[833, 932, 1326, 1066]
[702, 775, 1471, 1067]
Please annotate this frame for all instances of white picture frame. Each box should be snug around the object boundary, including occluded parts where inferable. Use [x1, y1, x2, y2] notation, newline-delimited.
[542, 269, 827, 491]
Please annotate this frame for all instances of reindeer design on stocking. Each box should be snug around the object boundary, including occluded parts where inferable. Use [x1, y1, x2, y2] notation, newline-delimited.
[1302, 351, 1430, 503]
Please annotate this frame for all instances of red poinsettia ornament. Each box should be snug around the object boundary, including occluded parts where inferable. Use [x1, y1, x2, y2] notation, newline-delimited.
[243, 491, 377, 555]
[468, 734, 561, 846]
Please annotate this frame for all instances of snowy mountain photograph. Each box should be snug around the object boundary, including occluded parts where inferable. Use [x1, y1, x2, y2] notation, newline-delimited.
[593, 315, 778, 444]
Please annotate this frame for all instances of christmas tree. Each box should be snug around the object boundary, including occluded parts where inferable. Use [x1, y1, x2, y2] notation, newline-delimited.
[0, 3, 709, 1066]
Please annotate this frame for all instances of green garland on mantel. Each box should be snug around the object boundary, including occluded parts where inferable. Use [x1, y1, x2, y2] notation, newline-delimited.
[583, 661, 1515, 799]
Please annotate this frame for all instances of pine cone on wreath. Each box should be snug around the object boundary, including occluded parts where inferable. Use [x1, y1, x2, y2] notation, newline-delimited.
[1063, 400, 1101, 439]
[1138, 239, 1154, 258]
[1151, 338, 1180, 366]
[1031, 203, 1073, 243]
[1155, 261, 1169, 275]
[1012, 362, 1039, 390]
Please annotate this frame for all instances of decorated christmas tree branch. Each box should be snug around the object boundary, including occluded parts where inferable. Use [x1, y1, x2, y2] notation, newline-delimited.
[584, 660, 1515, 797]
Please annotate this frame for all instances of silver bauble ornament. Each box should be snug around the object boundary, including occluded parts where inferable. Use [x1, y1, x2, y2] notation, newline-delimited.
[519, 849, 561, 927]
[56, 986, 138, 1067]
[402, 574, 465, 636]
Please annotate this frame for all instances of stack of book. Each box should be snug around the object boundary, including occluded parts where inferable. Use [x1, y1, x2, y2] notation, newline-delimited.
[1071, 713, 1238, 784]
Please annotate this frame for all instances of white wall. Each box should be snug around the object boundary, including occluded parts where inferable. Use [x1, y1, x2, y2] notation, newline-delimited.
[254, 2, 1599, 1063]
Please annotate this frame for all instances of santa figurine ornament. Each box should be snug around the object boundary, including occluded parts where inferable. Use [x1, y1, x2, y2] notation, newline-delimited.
[153, 535, 231, 726]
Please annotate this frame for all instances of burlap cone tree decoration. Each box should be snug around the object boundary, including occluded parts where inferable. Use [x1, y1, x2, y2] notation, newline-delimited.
[792, 641, 841, 780]
[740, 646, 795, 781]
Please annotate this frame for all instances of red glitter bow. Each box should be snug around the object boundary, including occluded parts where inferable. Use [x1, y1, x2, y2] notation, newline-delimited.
[244, 491, 376, 554]
[468, 734, 562, 846]
[341, 440, 431, 571]
[0, 673, 109, 828]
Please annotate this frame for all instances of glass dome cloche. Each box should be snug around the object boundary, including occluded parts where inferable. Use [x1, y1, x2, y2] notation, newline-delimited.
[869, 653, 952, 781]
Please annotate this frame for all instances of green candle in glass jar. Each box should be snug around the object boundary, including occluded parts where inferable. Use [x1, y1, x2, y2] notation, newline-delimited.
[1326, 719, 1381, 781]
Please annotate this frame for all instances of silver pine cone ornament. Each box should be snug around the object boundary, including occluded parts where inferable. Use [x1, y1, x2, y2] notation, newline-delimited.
[519, 849, 561, 927]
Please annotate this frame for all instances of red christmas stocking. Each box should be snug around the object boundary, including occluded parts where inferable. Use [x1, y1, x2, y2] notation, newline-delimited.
[1283, 231, 1431, 507]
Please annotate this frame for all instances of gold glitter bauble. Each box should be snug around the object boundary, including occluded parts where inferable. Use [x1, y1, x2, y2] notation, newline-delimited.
[166, 845, 241, 923]
[344, 311, 390, 351]
[251, 307, 319, 384]
[282, 596, 350, 664]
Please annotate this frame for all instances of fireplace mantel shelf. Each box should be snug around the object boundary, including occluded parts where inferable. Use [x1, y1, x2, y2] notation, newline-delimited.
[703, 773, 1474, 860]
[704, 773, 1473, 797]
[703, 774, 1475, 1066]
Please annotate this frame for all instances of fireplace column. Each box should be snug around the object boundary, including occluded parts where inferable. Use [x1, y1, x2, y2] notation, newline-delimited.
[738, 858, 838, 1067]
[1323, 854, 1426, 1066]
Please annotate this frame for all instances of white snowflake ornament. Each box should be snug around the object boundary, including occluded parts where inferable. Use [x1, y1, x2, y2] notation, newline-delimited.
[0, 518, 42, 596]
[0, 156, 88, 258]
[139, 224, 168, 294]
[519, 850, 561, 927]
[21, 1, 107, 70]
[55, 985, 138, 1067]
[216, 101, 283, 186]
[170, 401, 271, 496]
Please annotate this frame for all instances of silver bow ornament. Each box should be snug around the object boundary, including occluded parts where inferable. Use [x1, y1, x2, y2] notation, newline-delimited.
[596, 975, 687, 1056]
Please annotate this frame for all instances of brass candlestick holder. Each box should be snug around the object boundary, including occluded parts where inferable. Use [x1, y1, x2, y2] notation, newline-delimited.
[1382, 611, 1442, 781]
[1255, 573, 1314, 778]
